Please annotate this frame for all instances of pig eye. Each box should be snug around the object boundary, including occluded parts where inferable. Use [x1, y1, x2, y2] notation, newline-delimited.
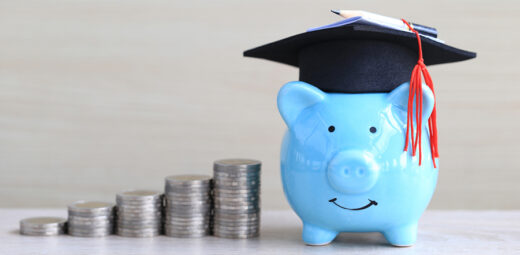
[369, 127, 377, 133]
[328, 126, 335, 132]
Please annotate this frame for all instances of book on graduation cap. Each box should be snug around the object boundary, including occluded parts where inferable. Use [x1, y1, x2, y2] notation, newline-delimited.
[311, 10, 441, 42]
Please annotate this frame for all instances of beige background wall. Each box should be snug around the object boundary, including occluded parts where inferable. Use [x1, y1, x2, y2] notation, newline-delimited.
[0, 0, 518, 209]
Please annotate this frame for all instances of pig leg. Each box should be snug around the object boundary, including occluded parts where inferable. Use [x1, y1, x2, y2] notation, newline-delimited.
[382, 223, 418, 247]
[302, 223, 338, 246]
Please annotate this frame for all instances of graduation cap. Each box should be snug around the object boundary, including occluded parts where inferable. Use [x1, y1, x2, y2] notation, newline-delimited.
[243, 11, 476, 167]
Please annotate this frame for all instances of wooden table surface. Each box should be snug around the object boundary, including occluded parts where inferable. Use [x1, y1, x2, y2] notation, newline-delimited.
[1, 209, 519, 254]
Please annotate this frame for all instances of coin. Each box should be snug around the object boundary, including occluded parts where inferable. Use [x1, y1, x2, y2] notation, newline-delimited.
[214, 159, 261, 171]
[116, 228, 160, 238]
[68, 201, 114, 217]
[19, 217, 67, 236]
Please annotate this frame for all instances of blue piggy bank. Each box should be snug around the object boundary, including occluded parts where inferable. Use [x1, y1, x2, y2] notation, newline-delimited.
[278, 81, 438, 246]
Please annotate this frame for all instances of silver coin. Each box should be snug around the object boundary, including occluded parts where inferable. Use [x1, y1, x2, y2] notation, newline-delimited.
[214, 211, 259, 218]
[164, 209, 211, 216]
[164, 215, 210, 221]
[116, 228, 160, 238]
[214, 171, 260, 177]
[214, 196, 258, 203]
[164, 225, 210, 231]
[117, 206, 162, 212]
[68, 231, 111, 237]
[214, 223, 259, 230]
[214, 208, 260, 215]
[68, 220, 112, 228]
[214, 159, 261, 171]
[164, 213, 211, 218]
[214, 178, 260, 185]
[68, 223, 113, 230]
[165, 218, 209, 224]
[68, 213, 112, 220]
[68, 201, 114, 216]
[68, 227, 113, 235]
[20, 225, 66, 233]
[165, 225, 209, 232]
[116, 208, 162, 215]
[213, 228, 259, 236]
[116, 200, 163, 206]
[116, 190, 163, 201]
[214, 187, 260, 193]
[116, 199, 163, 207]
[214, 180, 260, 187]
[20, 229, 65, 236]
[164, 212, 210, 219]
[214, 203, 259, 210]
[164, 219, 210, 225]
[164, 220, 210, 226]
[213, 217, 259, 223]
[116, 215, 162, 222]
[165, 194, 211, 200]
[164, 207, 211, 213]
[214, 218, 259, 226]
[116, 206, 162, 213]
[213, 229, 259, 239]
[164, 203, 211, 210]
[165, 186, 211, 193]
[214, 199, 259, 206]
[117, 217, 162, 224]
[116, 223, 161, 229]
[68, 227, 112, 236]
[164, 229, 209, 238]
[165, 192, 211, 198]
[117, 216, 162, 222]
[20, 217, 67, 229]
[164, 220, 209, 226]
[165, 174, 212, 185]
[165, 199, 211, 206]
[213, 218, 260, 225]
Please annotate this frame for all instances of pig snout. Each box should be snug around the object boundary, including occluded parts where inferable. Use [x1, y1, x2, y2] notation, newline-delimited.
[327, 150, 380, 194]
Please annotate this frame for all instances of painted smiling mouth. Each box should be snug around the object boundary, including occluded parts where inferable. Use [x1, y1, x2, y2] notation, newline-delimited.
[328, 198, 378, 211]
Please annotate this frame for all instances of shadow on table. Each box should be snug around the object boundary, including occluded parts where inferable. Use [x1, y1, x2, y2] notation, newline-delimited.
[260, 225, 392, 248]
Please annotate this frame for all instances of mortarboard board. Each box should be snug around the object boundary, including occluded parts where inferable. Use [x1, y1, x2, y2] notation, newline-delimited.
[243, 21, 476, 93]
[243, 13, 477, 167]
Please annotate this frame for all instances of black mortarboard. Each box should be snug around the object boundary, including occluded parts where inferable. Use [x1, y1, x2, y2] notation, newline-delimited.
[243, 21, 476, 93]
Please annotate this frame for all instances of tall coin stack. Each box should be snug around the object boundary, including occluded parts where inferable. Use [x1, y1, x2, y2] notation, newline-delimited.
[164, 175, 212, 238]
[67, 201, 115, 237]
[20, 217, 67, 236]
[115, 190, 163, 238]
[213, 159, 261, 239]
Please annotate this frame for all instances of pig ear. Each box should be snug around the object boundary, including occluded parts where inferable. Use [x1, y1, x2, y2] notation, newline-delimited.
[277, 81, 326, 128]
[387, 82, 435, 122]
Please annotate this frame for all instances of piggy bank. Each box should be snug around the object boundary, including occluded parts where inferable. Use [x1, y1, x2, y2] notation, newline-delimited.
[278, 81, 438, 246]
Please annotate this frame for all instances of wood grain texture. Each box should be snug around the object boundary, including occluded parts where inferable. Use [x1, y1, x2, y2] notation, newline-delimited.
[0, 0, 518, 209]
[2, 209, 520, 254]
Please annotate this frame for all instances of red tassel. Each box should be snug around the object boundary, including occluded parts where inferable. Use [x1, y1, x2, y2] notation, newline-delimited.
[401, 19, 438, 168]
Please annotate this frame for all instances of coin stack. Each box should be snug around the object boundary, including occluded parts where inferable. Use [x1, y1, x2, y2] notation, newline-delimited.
[115, 190, 163, 238]
[163, 175, 212, 238]
[213, 159, 261, 239]
[67, 201, 115, 237]
[20, 217, 67, 236]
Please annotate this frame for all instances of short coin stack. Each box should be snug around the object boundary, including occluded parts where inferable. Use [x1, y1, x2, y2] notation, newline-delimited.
[164, 175, 212, 238]
[20, 217, 67, 236]
[67, 201, 115, 237]
[116, 190, 163, 238]
[213, 159, 261, 239]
